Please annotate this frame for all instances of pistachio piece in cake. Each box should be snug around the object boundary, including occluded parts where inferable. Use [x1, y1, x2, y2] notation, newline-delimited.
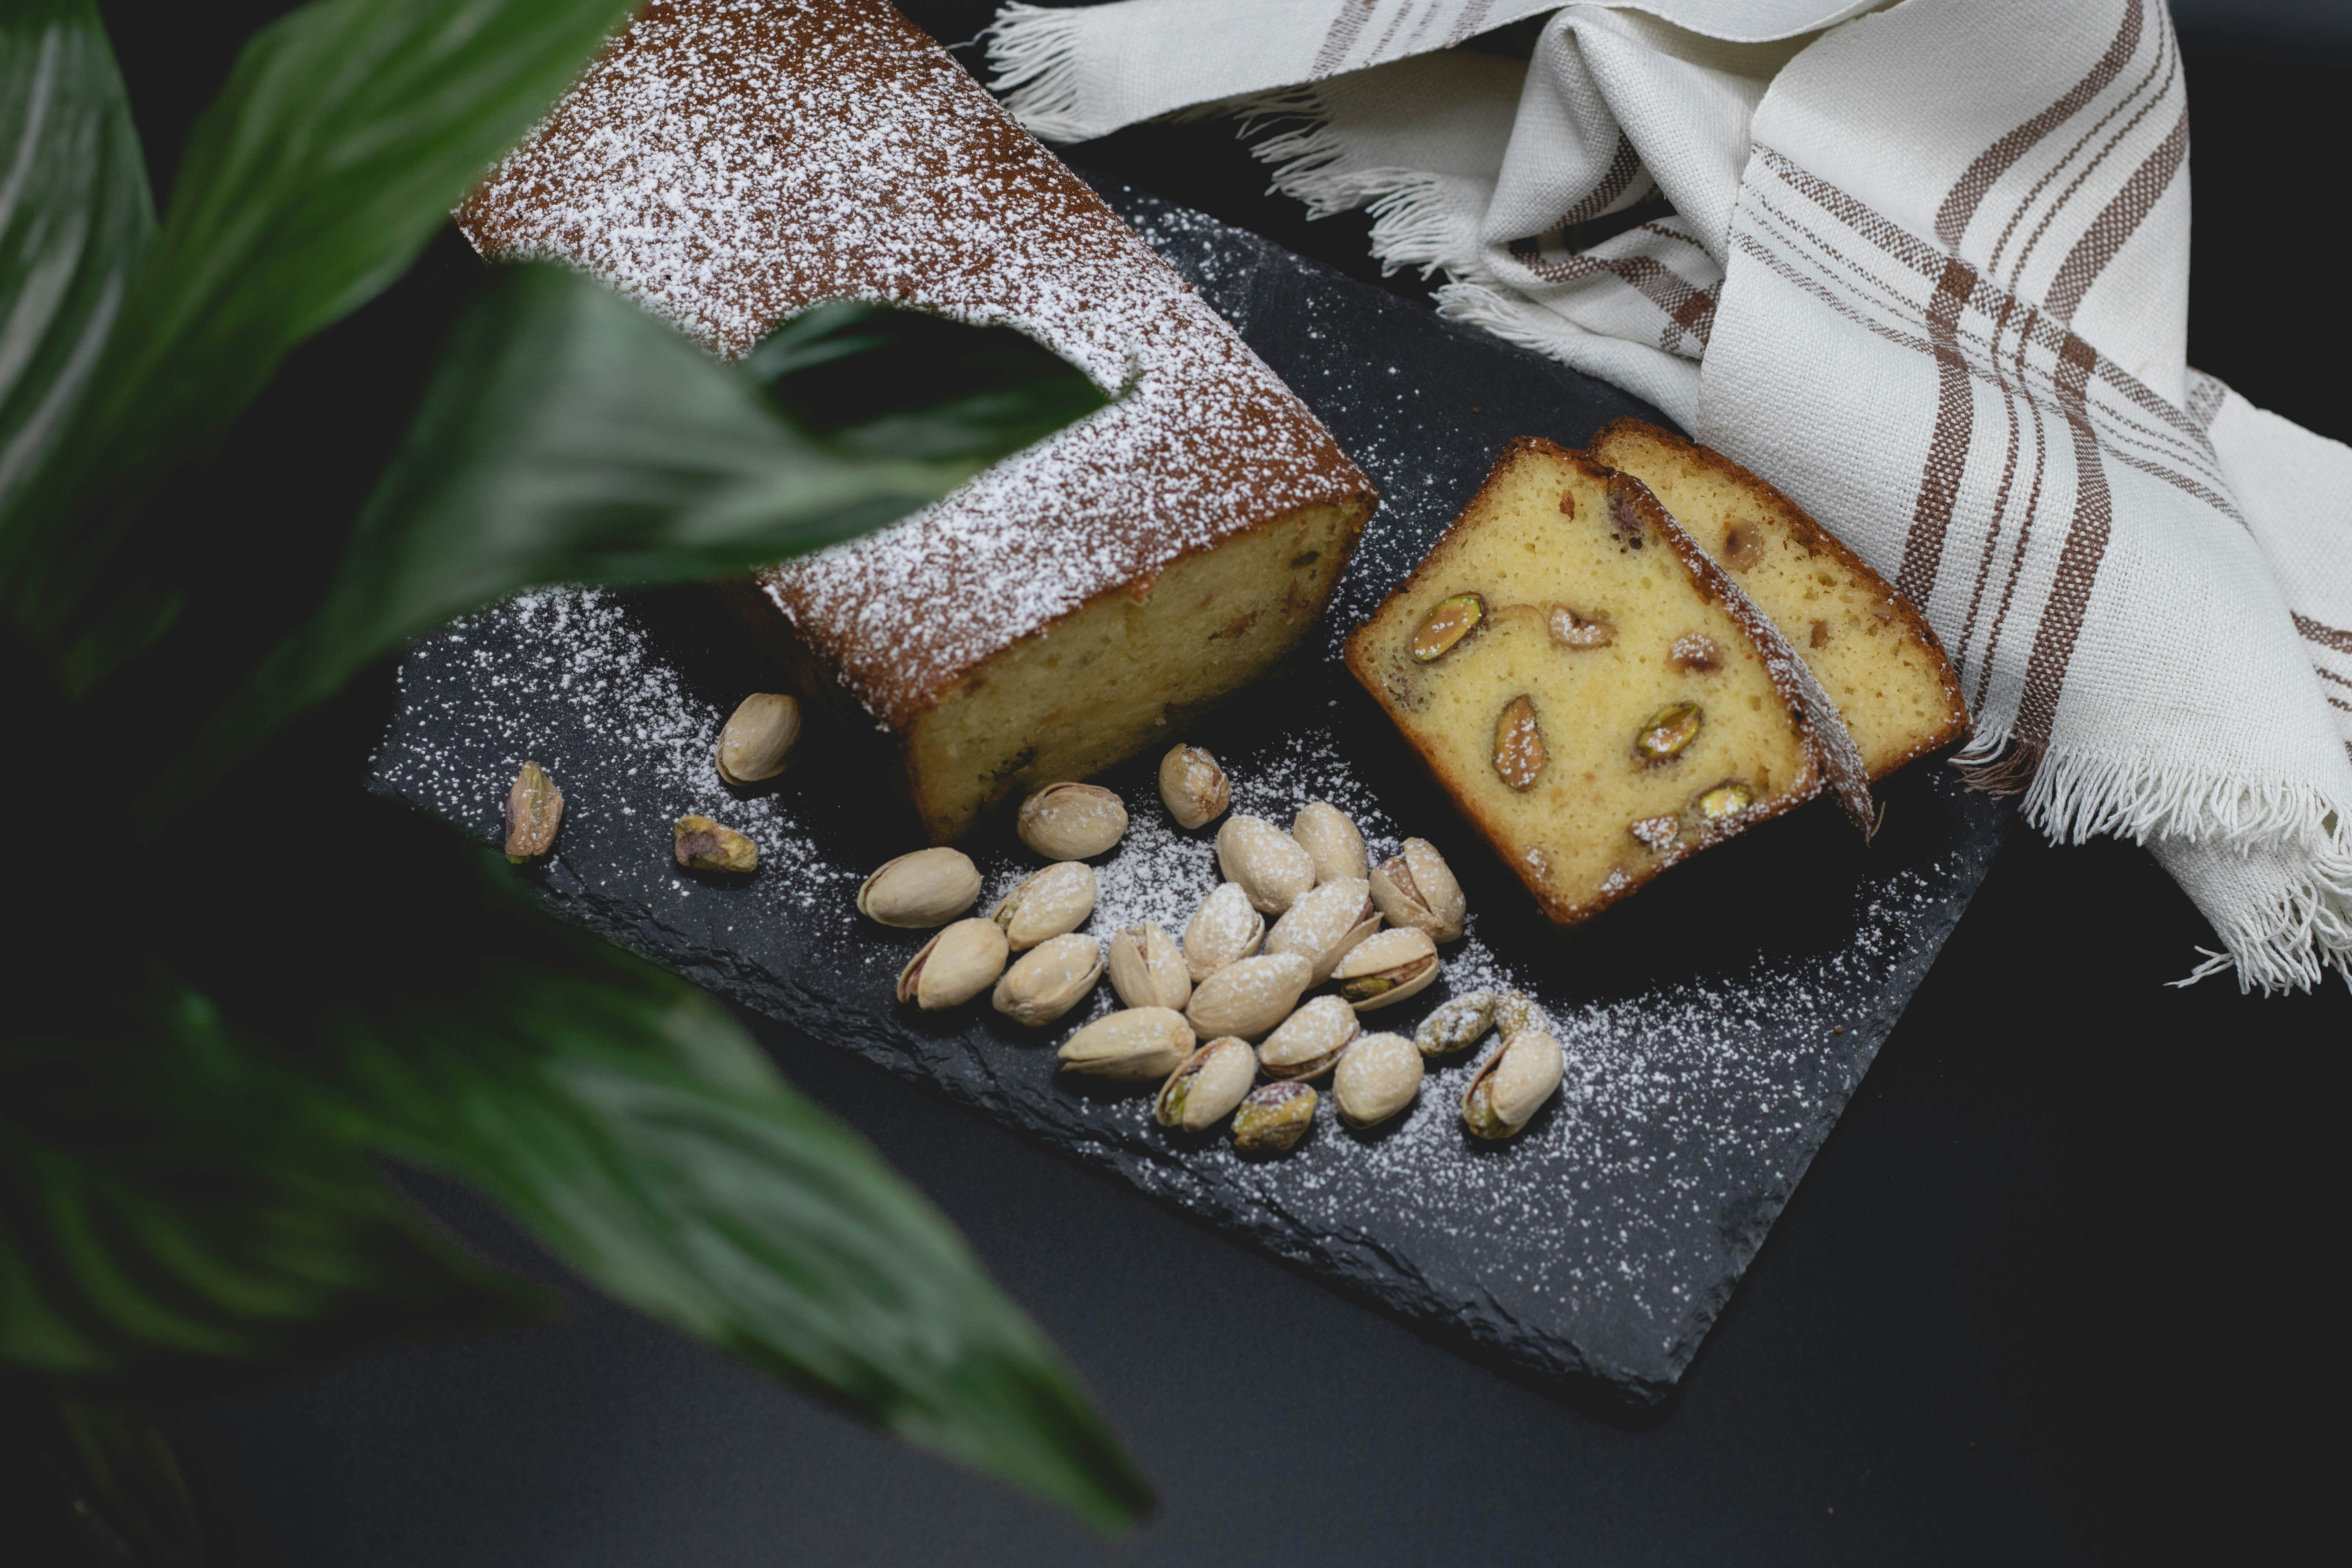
[1344, 439, 1869, 926]
[1586, 419, 1967, 779]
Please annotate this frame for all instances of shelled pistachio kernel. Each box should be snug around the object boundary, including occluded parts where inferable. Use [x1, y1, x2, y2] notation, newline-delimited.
[1158, 744, 1230, 830]
[1462, 1029, 1566, 1141]
[858, 847, 983, 928]
[1017, 782, 1128, 859]
[1155, 1037, 1257, 1131]
[990, 934, 1104, 1027]
[1107, 923, 1191, 1010]
[1231, 1080, 1317, 1154]
[1264, 878, 1379, 983]
[1216, 815, 1317, 915]
[1368, 839, 1467, 943]
[1696, 779, 1754, 823]
[896, 918, 1009, 1010]
[1331, 927, 1440, 1011]
[715, 692, 800, 785]
[1256, 994, 1359, 1081]
[1291, 801, 1369, 884]
[1494, 989, 1546, 1041]
[1057, 1007, 1193, 1081]
[1634, 701, 1704, 764]
[1415, 990, 1498, 1058]
[504, 761, 562, 860]
[1493, 694, 1545, 791]
[1183, 883, 1266, 982]
[1411, 592, 1485, 661]
[674, 814, 757, 873]
[990, 861, 1096, 951]
[1185, 952, 1313, 1041]
[1333, 1032, 1423, 1128]
[1548, 604, 1615, 648]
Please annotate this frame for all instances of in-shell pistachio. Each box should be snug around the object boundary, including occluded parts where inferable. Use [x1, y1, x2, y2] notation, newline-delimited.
[1493, 694, 1545, 792]
[1264, 878, 1380, 983]
[1216, 816, 1317, 915]
[990, 861, 1097, 951]
[1333, 1032, 1423, 1128]
[1017, 782, 1128, 859]
[1231, 1080, 1317, 1154]
[896, 919, 1009, 1010]
[1635, 701, 1704, 764]
[1696, 779, 1754, 822]
[1154, 1037, 1258, 1131]
[1107, 923, 1191, 1010]
[1256, 994, 1359, 1081]
[504, 761, 562, 860]
[715, 693, 800, 785]
[1415, 990, 1497, 1058]
[1462, 1029, 1566, 1140]
[674, 814, 757, 873]
[990, 934, 1104, 1026]
[1368, 838, 1467, 943]
[1183, 883, 1266, 981]
[1157, 744, 1230, 830]
[1057, 1007, 1194, 1080]
[1184, 952, 1313, 1041]
[1411, 592, 1485, 661]
[1291, 801, 1369, 884]
[858, 847, 983, 928]
[1331, 927, 1440, 1011]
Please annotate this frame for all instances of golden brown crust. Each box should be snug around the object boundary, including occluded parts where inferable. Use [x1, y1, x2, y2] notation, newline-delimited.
[1587, 418, 1970, 776]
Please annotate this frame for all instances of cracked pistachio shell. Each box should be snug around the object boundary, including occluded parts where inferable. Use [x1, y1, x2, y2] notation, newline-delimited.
[1330, 927, 1440, 1012]
[1462, 1029, 1566, 1140]
[895, 918, 1009, 1010]
[1107, 923, 1191, 1011]
[1264, 878, 1380, 984]
[1182, 883, 1265, 982]
[1256, 995, 1359, 1081]
[1184, 952, 1313, 1041]
[1368, 838, 1468, 942]
[1231, 1081, 1317, 1154]
[1155, 1037, 1257, 1130]
[858, 847, 983, 928]
[1058, 1007, 1194, 1081]
[1017, 782, 1128, 860]
[1216, 815, 1317, 915]
[1158, 744, 1230, 830]
[715, 693, 800, 785]
[1291, 801, 1369, 884]
[503, 761, 562, 860]
[990, 861, 1097, 951]
[1416, 990, 1498, 1058]
[990, 934, 1104, 1026]
[1334, 1032, 1424, 1128]
[674, 814, 757, 873]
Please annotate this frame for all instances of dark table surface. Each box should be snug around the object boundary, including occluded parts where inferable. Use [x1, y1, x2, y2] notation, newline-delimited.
[114, 4, 2348, 1564]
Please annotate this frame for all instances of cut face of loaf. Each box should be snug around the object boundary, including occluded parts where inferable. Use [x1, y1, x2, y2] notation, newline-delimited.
[1587, 420, 1968, 779]
[456, 0, 1376, 843]
[1345, 439, 1870, 926]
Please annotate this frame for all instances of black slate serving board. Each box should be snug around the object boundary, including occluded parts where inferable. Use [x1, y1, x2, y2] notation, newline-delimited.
[371, 182, 2006, 1404]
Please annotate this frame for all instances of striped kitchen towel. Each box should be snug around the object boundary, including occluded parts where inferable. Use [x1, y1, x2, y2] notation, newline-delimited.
[990, 0, 2352, 991]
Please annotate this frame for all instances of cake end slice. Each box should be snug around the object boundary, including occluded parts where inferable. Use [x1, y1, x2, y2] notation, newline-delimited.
[1587, 419, 1969, 780]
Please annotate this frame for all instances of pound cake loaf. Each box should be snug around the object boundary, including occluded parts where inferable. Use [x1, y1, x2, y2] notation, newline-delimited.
[1587, 420, 1967, 779]
[458, 0, 1376, 840]
[1346, 439, 1869, 926]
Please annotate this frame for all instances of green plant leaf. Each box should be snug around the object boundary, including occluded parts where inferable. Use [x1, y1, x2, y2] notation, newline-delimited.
[157, 264, 1104, 819]
[247, 802, 1151, 1533]
[0, 0, 154, 530]
[0, 978, 536, 1386]
[11, 0, 633, 656]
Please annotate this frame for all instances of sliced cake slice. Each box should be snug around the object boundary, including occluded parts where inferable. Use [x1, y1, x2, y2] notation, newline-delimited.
[1587, 419, 1969, 779]
[1345, 438, 1869, 926]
